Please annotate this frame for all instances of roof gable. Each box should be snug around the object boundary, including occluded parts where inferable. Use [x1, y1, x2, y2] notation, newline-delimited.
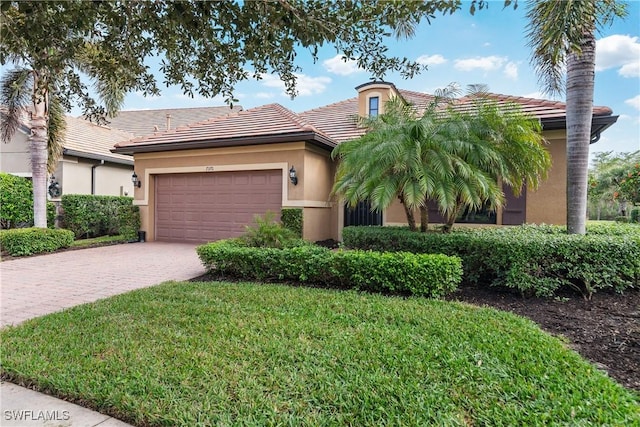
[64, 116, 135, 164]
[113, 103, 336, 154]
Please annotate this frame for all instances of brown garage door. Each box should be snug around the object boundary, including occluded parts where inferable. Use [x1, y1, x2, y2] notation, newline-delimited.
[155, 170, 282, 243]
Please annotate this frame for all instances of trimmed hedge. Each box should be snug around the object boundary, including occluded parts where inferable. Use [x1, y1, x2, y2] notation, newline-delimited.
[197, 240, 462, 298]
[0, 173, 34, 229]
[342, 225, 640, 298]
[61, 195, 139, 239]
[0, 228, 75, 256]
[281, 208, 303, 237]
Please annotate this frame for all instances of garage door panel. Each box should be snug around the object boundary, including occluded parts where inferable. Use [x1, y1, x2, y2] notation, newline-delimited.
[155, 170, 282, 243]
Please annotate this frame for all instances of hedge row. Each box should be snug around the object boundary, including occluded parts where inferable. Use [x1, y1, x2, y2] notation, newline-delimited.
[0, 228, 75, 256]
[61, 195, 139, 240]
[197, 240, 462, 298]
[342, 225, 640, 298]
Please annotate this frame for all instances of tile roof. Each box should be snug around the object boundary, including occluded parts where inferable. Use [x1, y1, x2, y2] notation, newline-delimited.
[114, 103, 335, 153]
[113, 84, 617, 153]
[105, 105, 242, 137]
[64, 116, 134, 164]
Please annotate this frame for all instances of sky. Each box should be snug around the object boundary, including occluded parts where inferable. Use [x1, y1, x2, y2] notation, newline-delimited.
[75, 1, 640, 157]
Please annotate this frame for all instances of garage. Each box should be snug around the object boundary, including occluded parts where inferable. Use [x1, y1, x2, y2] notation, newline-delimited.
[155, 170, 282, 243]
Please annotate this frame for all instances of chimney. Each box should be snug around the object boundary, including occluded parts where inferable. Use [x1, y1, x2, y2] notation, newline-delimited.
[166, 114, 172, 130]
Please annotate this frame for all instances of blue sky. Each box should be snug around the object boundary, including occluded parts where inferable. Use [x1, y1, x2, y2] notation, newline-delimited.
[88, 2, 640, 156]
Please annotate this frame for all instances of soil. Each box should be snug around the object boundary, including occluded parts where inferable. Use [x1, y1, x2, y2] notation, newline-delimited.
[446, 285, 640, 392]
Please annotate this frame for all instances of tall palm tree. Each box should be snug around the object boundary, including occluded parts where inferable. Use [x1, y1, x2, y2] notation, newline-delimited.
[1, 63, 125, 228]
[525, 0, 626, 234]
[1, 69, 66, 228]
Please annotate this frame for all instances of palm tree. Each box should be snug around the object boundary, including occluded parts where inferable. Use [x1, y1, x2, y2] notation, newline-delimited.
[525, 0, 626, 234]
[1, 64, 125, 228]
[1, 69, 66, 228]
[332, 86, 551, 232]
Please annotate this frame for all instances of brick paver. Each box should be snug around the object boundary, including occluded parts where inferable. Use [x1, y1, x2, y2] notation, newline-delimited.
[0, 242, 205, 327]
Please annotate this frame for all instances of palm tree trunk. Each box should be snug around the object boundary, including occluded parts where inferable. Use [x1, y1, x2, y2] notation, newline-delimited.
[443, 203, 462, 233]
[565, 28, 595, 235]
[30, 75, 49, 228]
[399, 195, 416, 231]
[419, 205, 428, 232]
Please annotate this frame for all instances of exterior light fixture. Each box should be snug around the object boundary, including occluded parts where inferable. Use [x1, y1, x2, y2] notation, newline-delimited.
[48, 176, 61, 198]
[289, 166, 298, 185]
[132, 172, 141, 188]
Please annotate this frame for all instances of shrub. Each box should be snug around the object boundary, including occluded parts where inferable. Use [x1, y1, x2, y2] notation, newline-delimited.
[0, 173, 33, 229]
[197, 240, 462, 298]
[240, 211, 303, 248]
[118, 205, 141, 241]
[631, 207, 639, 223]
[280, 208, 303, 237]
[615, 216, 629, 223]
[342, 225, 639, 298]
[61, 195, 137, 239]
[0, 227, 75, 256]
[47, 202, 57, 229]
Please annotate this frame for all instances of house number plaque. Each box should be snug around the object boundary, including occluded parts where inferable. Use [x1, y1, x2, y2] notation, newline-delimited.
[205, 166, 215, 172]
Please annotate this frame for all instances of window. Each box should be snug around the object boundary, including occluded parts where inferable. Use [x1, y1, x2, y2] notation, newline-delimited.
[368, 96, 379, 117]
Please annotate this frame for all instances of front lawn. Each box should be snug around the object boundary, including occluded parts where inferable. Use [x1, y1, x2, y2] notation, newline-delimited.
[1, 281, 638, 426]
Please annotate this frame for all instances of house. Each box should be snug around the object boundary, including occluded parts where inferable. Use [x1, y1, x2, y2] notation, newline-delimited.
[0, 106, 241, 199]
[112, 81, 618, 243]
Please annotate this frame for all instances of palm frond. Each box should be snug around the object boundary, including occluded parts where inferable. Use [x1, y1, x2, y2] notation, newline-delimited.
[0, 68, 33, 142]
[46, 97, 66, 173]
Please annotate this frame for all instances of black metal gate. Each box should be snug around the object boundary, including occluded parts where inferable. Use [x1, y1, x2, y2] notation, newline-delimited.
[344, 201, 383, 227]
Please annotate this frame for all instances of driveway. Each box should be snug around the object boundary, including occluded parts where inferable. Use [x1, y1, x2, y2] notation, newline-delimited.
[0, 242, 205, 327]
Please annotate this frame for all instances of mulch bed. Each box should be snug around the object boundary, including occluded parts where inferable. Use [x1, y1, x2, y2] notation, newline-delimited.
[446, 286, 640, 392]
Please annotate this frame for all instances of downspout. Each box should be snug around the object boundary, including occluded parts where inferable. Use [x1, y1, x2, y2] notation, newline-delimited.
[91, 160, 105, 195]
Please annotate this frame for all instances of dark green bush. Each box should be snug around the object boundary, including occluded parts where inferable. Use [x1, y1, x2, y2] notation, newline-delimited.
[281, 208, 303, 237]
[61, 195, 137, 239]
[0, 227, 75, 256]
[0, 173, 33, 229]
[197, 240, 462, 298]
[240, 211, 303, 248]
[342, 225, 639, 298]
[47, 202, 57, 229]
[615, 216, 629, 223]
[631, 207, 639, 223]
[118, 205, 141, 241]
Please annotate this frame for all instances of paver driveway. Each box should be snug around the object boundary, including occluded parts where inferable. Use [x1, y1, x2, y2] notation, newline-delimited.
[0, 242, 205, 327]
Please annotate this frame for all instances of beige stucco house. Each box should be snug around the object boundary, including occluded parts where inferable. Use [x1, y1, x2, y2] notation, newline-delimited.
[113, 82, 618, 243]
[1, 106, 241, 199]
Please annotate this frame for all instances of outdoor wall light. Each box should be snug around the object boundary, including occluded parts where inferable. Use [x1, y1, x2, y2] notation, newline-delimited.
[132, 172, 142, 188]
[289, 166, 298, 185]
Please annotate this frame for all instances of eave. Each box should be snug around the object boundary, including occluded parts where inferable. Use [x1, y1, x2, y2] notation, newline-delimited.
[111, 131, 337, 155]
[540, 114, 619, 144]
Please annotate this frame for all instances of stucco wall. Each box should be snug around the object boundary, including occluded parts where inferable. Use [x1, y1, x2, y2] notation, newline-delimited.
[526, 132, 567, 225]
[54, 156, 134, 197]
[132, 142, 337, 242]
[0, 131, 31, 176]
[356, 83, 399, 118]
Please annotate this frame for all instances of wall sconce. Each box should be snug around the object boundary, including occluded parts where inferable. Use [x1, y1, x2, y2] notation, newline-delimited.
[48, 176, 61, 198]
[132, 172, 141, 188]
[289, 166, 298, 185]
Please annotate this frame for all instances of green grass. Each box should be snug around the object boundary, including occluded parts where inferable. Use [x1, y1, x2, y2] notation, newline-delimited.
[70, 234, 131, 248]
[1, 282, 638, 426]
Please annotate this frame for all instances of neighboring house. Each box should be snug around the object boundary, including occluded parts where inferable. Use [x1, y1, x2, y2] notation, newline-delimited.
[113, 81, 618, 243]
[0, 106, 241, 199]
[106, 105, 242, 137]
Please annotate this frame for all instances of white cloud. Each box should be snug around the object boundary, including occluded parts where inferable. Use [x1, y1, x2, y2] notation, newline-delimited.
[454, 55, 507, 72]
[323, 54, 363, 76]
[416, 54, 447, 66]
[504, 62, 519, 80]
[624, 94, 640, 111]
[260, 74, 332, 97]
[255, 92, 276, 99]
[596, 34, 640, 77]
